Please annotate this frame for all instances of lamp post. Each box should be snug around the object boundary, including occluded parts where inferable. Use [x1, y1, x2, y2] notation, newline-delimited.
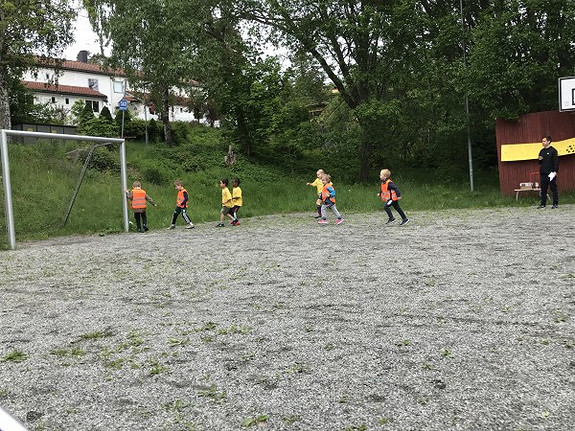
[142, 82, 151, 145]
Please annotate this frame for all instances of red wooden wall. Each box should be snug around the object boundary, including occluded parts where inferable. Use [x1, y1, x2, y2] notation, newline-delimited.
[496, 111, 575, 196]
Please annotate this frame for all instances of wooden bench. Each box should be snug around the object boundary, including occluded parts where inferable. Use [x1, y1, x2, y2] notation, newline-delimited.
[514, 186, 541, 200]
[513, 185, 549, 201]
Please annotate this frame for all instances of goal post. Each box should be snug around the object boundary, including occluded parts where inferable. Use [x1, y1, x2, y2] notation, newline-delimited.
[1, 129, 128, 250]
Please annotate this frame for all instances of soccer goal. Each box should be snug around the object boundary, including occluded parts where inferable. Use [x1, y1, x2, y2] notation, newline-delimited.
[1, 129, 128, 250]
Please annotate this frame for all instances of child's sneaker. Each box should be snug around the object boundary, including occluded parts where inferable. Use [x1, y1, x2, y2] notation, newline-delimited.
[167, 224, 176, 230]
[400, 218, 409, 225]
[216, 222, 225, 227]
[318, 219, 328, 225]
[143, 226, 149, 232]
[234, 221, 240, 226]
[336, 218, 344, 225]
[386, 218, 396, 224]
[185, 223, 195, 229]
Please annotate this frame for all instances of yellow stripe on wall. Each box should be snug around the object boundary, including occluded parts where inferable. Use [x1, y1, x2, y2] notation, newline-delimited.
[501, 137, 575, 161]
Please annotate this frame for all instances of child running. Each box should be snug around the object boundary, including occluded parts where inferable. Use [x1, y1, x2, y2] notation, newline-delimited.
[230, 178, 242, 226]
[378, 169, 409, 225]
[306, 169, 325, 218]
[216, 178, 234, 227]
[167, 180, 195, 229]
[318, 173, 344, 225]
[125, 181, 156, 232]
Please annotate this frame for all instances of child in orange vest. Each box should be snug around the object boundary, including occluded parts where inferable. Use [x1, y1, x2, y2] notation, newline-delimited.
[168, 180, 194, 229]
[318, 174, 344, 225]
[125, 181, 156, 232]
[378, 169, 409, 225]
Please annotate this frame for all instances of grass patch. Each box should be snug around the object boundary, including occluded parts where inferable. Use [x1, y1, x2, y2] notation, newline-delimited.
[1, 350, 27, 362]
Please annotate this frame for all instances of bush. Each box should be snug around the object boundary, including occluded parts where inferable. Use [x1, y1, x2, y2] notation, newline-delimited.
[87, 146, 120, 172]
[80, 116, 117, 138]
[140, 160, 174, 185]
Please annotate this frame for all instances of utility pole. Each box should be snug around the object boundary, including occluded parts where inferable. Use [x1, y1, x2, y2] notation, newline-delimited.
[460, 0, 474, 191]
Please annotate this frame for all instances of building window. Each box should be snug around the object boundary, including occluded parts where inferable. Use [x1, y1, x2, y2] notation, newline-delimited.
[51, 97, 56, 103]
[88, 78, 99, 91]
[85, 100, 100, 112]
[65, 98, 70, 105]
[113, 80, 124, 94]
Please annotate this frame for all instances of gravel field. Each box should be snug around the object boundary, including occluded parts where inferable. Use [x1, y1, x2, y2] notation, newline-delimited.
[1, 206, 574, 431]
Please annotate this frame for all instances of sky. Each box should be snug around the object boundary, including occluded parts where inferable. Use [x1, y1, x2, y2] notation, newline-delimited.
[63, 11, 104, 61]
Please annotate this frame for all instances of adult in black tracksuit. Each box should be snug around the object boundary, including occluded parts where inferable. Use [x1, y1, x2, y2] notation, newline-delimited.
[538, 135, 559, 209]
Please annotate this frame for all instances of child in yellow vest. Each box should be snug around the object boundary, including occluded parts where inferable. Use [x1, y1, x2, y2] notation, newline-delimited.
[230, 178, 242, 226]
[216, 178, 235, 227]
[306, 169, 324, 218]
[125, 181, 156, 232]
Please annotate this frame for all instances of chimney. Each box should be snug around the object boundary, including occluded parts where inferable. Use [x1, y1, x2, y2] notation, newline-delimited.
[77, 50, 89, 63]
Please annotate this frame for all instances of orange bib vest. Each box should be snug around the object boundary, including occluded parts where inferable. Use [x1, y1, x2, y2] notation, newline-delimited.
[131, 188, 147, 210]
[321, 182, 335, 204]
[380, 179, 398, 201]
[177, 188, 188, 208]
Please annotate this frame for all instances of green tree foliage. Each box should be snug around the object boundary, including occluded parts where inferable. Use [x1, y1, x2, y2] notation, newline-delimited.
[94, 0, 208, 146]
[233, 0, 575, 180]
[235, 0, 408, 180]
[0, 0, 76, 128]
[100, 106, 113, 122]
[464, 0, 575, 120]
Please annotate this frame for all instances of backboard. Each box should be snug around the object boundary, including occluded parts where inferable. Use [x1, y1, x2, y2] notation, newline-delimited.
[558, 76, 575, 111]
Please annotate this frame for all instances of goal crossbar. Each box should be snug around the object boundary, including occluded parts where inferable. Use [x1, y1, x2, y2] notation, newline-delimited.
[1, 129, 128, 250]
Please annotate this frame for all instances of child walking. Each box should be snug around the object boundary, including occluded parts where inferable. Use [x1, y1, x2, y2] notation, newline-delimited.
[378, 169, 409, 225]
[216, 178, 234, 227]
[318, 174, 344, 225]
[125, 181, 156, 232]
[306, 169, 325, 218]
[167, 180, 195, 229]
[230, 178, 242, 226]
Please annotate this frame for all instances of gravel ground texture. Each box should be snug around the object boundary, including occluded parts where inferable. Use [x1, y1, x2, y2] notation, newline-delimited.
[0, 206, 574, 431]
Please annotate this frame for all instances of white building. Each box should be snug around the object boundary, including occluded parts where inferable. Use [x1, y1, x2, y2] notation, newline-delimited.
[21, 51, 201, 124]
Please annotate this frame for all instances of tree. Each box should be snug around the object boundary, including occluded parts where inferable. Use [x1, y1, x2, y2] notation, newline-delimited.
[233, 1, 406, 179]
[464, 0, 575, 120]
[0, 0, 76, 129]
[82, 0, 111, 56]
[95, 0, 208, 146]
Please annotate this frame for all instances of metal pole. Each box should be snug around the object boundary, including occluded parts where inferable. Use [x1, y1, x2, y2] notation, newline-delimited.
[144, 103, 149, 145]
[1, 129, 16, 249]
[119, 140, 129, 232]
[460, 0, 474, 191]
[121, 110, 125, 139]
[63, 145, 97, 225]
[466, 97, 474, 191]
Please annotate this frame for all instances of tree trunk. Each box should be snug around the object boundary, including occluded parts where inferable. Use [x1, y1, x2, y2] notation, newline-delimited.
[357, 116, 374, 183]
[161, 88, 173, 146]
[358, 135, 372, 183]
[0, 73, 12, 130]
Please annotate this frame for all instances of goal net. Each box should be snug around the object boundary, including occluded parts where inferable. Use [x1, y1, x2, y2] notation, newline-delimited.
[1, 129, 128, 249]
